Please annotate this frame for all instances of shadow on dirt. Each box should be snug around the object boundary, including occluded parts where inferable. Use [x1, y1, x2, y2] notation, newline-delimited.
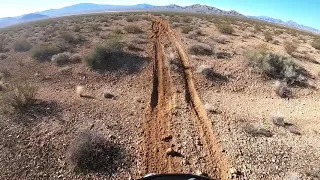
[204, 69, 229, 83]
[90, 52, 149, 75]
[11, 100, 63, 125]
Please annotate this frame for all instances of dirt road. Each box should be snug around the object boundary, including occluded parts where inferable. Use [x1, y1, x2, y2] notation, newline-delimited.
[139, 16, 228, 179]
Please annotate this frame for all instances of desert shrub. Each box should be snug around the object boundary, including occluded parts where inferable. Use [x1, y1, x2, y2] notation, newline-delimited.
[195, 29, 205, 36]
[245, 48, 309, 86]
[3, 81, 38, 111]
[181, 26, 193, 34]
[31, 44, 59, 62]
[141, 15, 152, 21]
[67, 130, 127, 173]
[263, 30, 273, 42]
[0, 68, 11, 80]
[123, 25, 143, 34]
[254, 25, 262, 33]
[59, 31, 79, 44]
[169, 16, 181, 23]
[0, 34, 8, 52]
[127, 44, 143, 52]
[274, 81, 291, 98]
[274, 29, 283, 35]
[196, 65, 228, 82]
[126, 15, 140, 22]
[283, 40, 298, 55]
[311, 38, 320, 50]
[51, 52, 72, 66]
[189, 44, 214, 56]
[74, 25, 81, 32]
[13, 39, 32, 52]
[216, 23, 234, 35]
[85, 37, 125, 69]
[90, 23, 101, 32]
[112, 28, 123, 34]
[182, 17, 192, 23]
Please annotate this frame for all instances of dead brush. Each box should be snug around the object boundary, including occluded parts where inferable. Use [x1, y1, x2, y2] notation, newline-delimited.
[283, 40, 298, 55]
[67, 130, 128, 174]
[189, 43, 214, 56]
[3, 81, 38, 111]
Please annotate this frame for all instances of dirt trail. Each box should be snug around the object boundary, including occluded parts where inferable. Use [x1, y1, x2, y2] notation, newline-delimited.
[140, 16, 228, 179]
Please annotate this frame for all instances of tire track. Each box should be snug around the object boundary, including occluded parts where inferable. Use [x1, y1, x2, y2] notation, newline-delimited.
[140, 16, 228, 179]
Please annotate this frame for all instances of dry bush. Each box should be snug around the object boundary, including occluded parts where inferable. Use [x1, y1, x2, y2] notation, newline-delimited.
[3, 81, 38, 111]
[126, 15, 140, 22]
[13, 39, 32, 52]
[123, 25, 143, 34]
[73, 25, 81, 32]
[90, 23, 101, 32]
[274, 29, 283, 35]
[0, 34, 8, 52]
[59, 31, 82, 44]
[169, 16, 181, 23]
[31, 44, 59, 62]
[243, 124, 273, 137]
[189, 44, 214, 56]
[0, 68, 11, 80]
[254, 25, 262, 33]
[182, 16, 192, 23]
[112, 28, 123, 34]
[311, 38, 320, 50]
[216, 23, 234, 35]
[274, 81, 291, 98]
[245, 48, 309, 86]
[67, 130, 128, 174]
[181, 26, 193, 34]
[51, 52, 72, 66]
[141, 15, 152, 21]
[283, 40, 298, 55]
[195, 29, 206, 36]
[263, 30, 273, 42]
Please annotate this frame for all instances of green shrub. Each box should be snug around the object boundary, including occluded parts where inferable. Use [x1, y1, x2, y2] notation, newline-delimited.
[13, 39, 32, 52]
[31, 44, 59, 62]
[245, 48, 308, 85]
[123, 25, 143, 34]
[283, 40, 298, 55]
[3, 81, 38, 111]
[311, 38, 320, 50]
[189, 44, 214, 56]
[85, 37, 125, 69]
[216, 23, 234, 35]
[263, 30, 273, 42]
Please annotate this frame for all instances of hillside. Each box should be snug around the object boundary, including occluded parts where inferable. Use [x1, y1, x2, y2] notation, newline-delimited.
[0, 13, 48, 28]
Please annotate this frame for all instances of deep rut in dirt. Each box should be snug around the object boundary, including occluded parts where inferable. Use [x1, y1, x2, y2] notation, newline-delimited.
[140, 16, 228, 179]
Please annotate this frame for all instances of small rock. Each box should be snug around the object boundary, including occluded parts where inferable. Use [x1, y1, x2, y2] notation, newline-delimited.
[287, 125, 301, 135]
[103, 91, 115, 99]
[166, 148, 181, 157]
[76, 85, 85, 97]
[161, 135, 173, 142]
[34, 72, 41, 77]
[272, 116, 285, 126]
[0, 53, 8, 60]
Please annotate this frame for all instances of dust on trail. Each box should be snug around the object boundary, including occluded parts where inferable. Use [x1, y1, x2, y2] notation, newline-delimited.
[139, 16, 228, 179]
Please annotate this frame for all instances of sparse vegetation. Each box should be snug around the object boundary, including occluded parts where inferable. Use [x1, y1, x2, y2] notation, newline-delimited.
[90, 23, 101, 32]
[13, 39, 32, 52]
[126, 15, 140, 22]
[263, 30, 273, 42]
[182, 16, 192, 23]
[0, 68, 11, 80]
[0, 35, 8, 52]
[216, 23, 234, 35]
[189, 44, 214, 56]
[31, 44, 59, 62]
[245, 47, 309, 86]
[181, 26, 193, 34]
[3, 81, 38, 111]
[274, 81, 291, 98]
[123, 25, 143, 34]
[85, 37, 125, 69]
[51, 52, 72, 66]
[67, 130, 127, 173]
[311, 38, 320, 50]
[73, 25, 81, 32]
[283, 40, 298, 55]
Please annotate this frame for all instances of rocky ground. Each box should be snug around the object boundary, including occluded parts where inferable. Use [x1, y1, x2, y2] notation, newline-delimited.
[0, 12, 319, 179]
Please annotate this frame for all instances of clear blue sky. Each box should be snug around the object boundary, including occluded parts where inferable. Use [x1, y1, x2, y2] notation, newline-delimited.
[1, 0, 319, 29]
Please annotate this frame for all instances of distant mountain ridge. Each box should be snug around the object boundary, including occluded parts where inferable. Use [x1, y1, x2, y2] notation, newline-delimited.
[0, 3, 319, 34]
[248, 16, 320, 34]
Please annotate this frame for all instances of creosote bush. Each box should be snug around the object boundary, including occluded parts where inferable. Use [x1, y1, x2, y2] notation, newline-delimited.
[283, 40, 298, 55]
[245, 47, 309, 86]
[216, 23, 234, 35]
[13, 39, 32, 52]
[67, 130, 128, 174]
[263, 30, 273, 42]
[32, 44, 59, 62]
[51, 52, 72, 66]
[189, 43, 214, 56]
[311, 38, 320, 50]
[123, 25, 143, 34]
[181, 26, 193, 34]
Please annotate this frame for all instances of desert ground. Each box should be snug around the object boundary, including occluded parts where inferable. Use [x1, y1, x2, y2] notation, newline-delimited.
[0, 12, 320, 179]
